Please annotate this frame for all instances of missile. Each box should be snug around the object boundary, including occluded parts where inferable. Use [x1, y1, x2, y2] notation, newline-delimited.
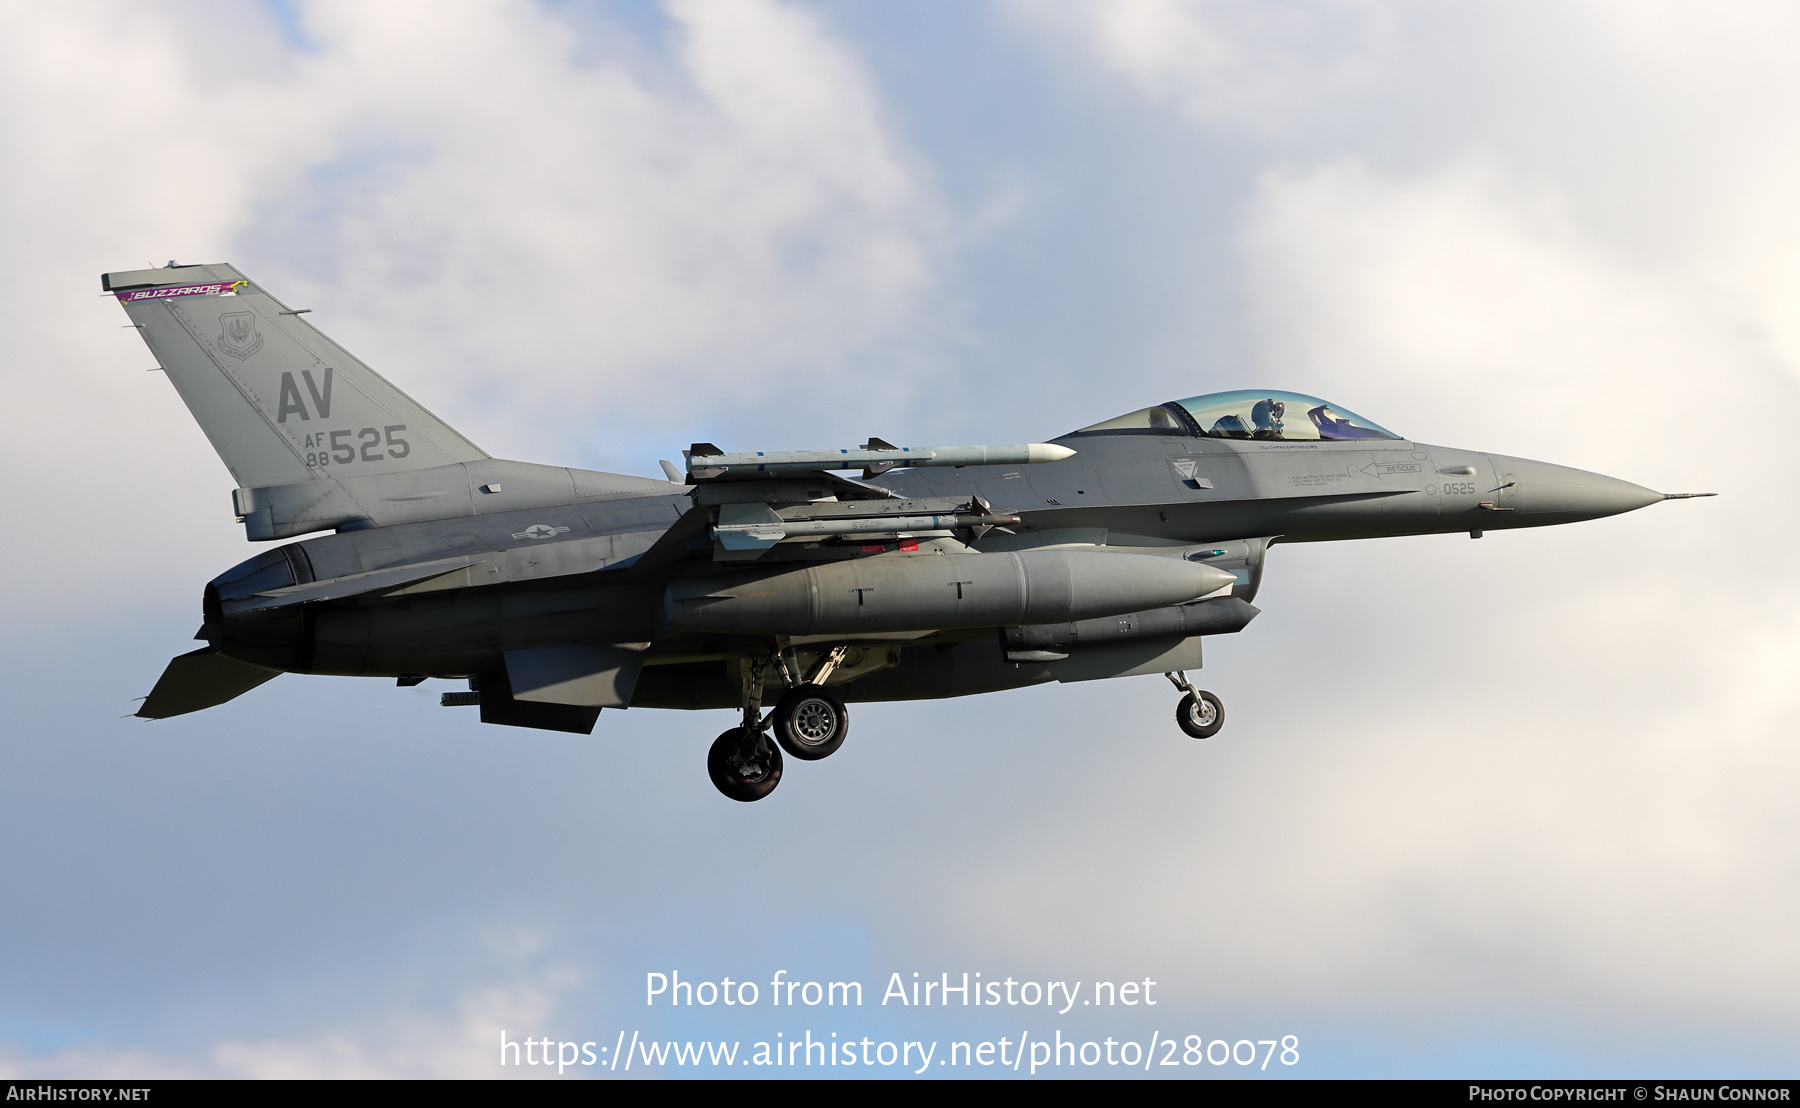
[664, 550, 1238, 635]
[715, 511, 1021, 547]
[686, 442, 1075, 478]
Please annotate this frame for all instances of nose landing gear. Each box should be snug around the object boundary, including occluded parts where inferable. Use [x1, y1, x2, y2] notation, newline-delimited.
[1165, 670, 1223, 739]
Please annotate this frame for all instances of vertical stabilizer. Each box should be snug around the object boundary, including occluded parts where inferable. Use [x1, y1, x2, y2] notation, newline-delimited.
[106, 264, 487, 490]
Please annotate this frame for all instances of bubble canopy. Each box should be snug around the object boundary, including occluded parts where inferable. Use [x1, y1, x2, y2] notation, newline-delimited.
[1074, 390, 1402, 443]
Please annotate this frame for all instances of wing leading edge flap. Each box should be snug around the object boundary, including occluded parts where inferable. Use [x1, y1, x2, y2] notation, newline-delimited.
[137, 648, 280, 719]
[617, 503, 712, 574]
[503, 643, 649, 708]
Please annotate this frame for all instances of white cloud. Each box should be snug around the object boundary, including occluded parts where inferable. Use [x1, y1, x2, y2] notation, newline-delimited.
[0, 928, 585, 1079]
[1237, 158, 1792, 481]
[1017, 0, 1800, 385]
[1219, 163, 1800, 1024]
[275, 0, 941, 421]
[1005, 0, 1393, 130]
[0, 0, 944, 615]
[9, 0, 1800, 1076]
[205, 972, 577, 1079]
[969, 0, 1800, 1038]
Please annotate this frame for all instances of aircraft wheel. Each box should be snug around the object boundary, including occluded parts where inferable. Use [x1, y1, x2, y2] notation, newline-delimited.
[707, 728, 783, 802]
[1176, 690, 1224, 740]
[772, 683, 848, 761]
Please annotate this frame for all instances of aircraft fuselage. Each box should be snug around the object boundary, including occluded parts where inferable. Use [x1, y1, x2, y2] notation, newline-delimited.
[201, 430, 1660, 701]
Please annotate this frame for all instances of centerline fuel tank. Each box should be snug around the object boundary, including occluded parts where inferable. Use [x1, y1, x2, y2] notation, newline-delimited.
[663, 549, 1237, 636]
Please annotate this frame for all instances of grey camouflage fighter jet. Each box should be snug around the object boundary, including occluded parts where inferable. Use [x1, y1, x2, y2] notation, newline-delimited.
[113, 262, 1711, 801]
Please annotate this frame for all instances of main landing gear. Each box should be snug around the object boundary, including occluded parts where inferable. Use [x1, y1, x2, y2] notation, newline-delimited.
[1165, 670, 1224, 740]
[707, 727, 782, 803]
[708, 645, 852, 802]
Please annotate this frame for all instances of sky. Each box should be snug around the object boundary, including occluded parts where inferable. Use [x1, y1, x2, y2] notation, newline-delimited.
[0, 0, 1795, 1079]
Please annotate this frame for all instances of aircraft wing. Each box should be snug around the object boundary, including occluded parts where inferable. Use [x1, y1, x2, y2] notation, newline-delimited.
[644, 440, 1075, 566]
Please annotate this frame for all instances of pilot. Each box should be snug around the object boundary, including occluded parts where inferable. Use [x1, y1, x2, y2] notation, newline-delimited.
[1251, 398, 1286, 439]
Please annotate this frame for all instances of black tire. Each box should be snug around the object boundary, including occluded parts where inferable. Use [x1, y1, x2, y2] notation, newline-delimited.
[707, 728, 783, 802]
[1176, 690, 1224, 739]
[772, 683, 849, 761]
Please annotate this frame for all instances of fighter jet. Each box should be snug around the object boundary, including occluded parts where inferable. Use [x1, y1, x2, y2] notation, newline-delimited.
[112, 263, 1711, 801]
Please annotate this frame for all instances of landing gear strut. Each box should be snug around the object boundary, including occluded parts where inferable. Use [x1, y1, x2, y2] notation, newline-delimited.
[705, 646, 854, 801]
[1166, 670, 1224, 740]
[708, 655, 783, 802]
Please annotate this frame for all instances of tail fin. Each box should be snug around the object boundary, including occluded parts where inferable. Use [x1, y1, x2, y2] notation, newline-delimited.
[106, 263, 487, 489]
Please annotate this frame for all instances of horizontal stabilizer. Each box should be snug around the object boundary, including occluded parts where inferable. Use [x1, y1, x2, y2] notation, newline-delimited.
[137, 648, 279, 719]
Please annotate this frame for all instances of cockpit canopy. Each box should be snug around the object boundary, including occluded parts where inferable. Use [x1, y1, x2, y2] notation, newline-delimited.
[1075, 389, 1401, 443]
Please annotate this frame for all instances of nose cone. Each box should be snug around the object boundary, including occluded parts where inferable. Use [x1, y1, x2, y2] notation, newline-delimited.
[1487, 454, 1664, 522]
